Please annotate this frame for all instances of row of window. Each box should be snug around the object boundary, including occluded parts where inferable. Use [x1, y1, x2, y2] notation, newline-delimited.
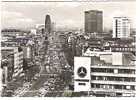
[91, 68, 114, 73]
[118, 69, 135, 74]
[91, 76, 135, 82]
[91, 68, 135, 74]
[91, 83, 135, 90]
[112, 48, 134, 51]
[111, 47, 134, 51]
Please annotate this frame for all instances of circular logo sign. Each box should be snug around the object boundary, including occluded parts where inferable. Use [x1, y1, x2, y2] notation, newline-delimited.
[77, 67, 87, 78]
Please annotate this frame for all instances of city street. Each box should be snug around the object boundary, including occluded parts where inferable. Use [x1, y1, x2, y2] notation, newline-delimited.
[17, 32, 72, 97]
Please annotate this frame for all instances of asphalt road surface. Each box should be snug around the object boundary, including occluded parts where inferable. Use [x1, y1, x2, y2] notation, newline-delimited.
[20, 32, 71, 97]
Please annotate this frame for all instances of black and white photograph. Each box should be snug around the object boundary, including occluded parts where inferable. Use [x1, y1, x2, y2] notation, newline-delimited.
[0, 0, 136, 97]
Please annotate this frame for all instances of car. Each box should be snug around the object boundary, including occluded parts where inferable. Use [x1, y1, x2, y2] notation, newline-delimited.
[44, 87, 49, 90]
[33, 77, 38, 80]
[44, 82, 49, 86]
[35, 74, 40, 78]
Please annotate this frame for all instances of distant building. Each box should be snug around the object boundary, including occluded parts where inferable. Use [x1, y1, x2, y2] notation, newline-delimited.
[45, 15, 51, 34]
[26, 40, 35, 61]
[22, 46, 32, 59]
[85, 10, 103, 33]
[88, 32, 112, 39]
[1, 47, 24, 79]
[130, 28, 136, 37]
[103, 38, 135, 54]
[51, 22, 56, 32]
[35, 24, 45, 36]
[58, 33, 67, 45]
[1, 59, 11, 85]
[113, 17, 130, 38]
[1, 29, 30, 47]
[83, 37, 135, 54]
[1, 29, 28, 37]
[86, 38, 103, 50]
[35, 24, 45, 29]
[30, 29, 37, 35]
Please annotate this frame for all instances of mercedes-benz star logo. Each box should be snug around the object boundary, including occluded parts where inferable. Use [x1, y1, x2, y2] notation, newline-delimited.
[77, 67, 87, 78]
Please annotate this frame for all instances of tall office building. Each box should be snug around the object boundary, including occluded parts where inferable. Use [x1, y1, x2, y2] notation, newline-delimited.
[85, 10, 103, 33]
[113, 17, 130, 38]
[45, 15, 51, 34]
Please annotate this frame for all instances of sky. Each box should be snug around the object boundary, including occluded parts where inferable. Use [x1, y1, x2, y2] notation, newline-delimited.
[1, 1, 136, 30]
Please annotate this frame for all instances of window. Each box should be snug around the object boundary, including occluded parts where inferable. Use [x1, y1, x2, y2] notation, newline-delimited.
[126, 85, 131, 90]
[107, 69, 114, 73]
[91, 76, 96, 80]
[96, 84, 100, 88]
[114, 69, 118, 74]
[91, 83, 95, 88]
[79, 83, 86, 85]
[131, 86, 135, 90]
[114, 85, 123, 89]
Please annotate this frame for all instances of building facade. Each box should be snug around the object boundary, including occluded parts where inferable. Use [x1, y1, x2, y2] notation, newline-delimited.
[74, 51, 135, 97]
[45, 15, 51, 35]
[1, 47, 24, 79]
[85, 10, 103, 33]
[113, 17, 130, 38]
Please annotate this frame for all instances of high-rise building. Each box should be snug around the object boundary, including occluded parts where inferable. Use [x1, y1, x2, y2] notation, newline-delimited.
[85, 10, 103, 33]
[45, 15, 51, 34]
[113, 17, 130, 38]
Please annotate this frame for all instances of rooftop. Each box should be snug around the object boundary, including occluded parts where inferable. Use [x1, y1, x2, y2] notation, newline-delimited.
[85, 10, 102, 13]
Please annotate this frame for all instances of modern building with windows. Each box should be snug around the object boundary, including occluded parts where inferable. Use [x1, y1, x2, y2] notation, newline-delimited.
[74, 51, 135, 97]
[113, 17, 130, 38]
[90, 53, 135, 97]
[85, 10, 103, 33]
[1, 47, 24, 79]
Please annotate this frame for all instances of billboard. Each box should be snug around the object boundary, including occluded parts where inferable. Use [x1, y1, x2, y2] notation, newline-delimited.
[74, 57, 91, 92]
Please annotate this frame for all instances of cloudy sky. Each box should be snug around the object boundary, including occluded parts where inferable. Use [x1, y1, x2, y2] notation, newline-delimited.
[1, 1, 136, 30]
